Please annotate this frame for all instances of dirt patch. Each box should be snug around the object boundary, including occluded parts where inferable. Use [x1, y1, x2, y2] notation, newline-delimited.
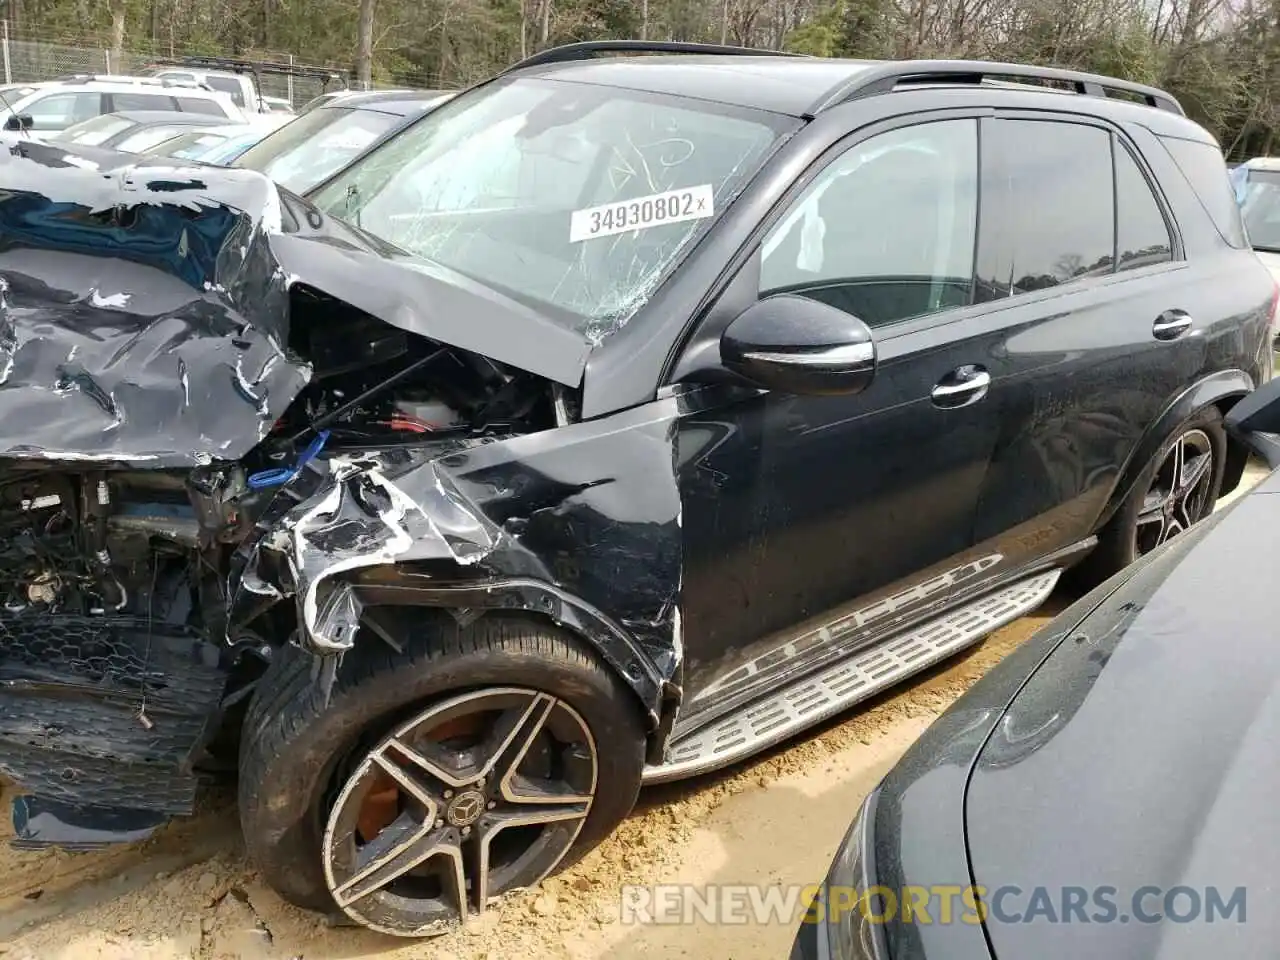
[0, 601, 1057, 960]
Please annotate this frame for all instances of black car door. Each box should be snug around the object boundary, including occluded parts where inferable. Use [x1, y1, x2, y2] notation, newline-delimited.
[676, 114, 1010, 724]
[965, 114, 1209, 577]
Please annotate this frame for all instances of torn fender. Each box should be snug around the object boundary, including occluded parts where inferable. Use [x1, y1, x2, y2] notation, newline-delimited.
[239, 396, 687, 718]
[0, 139, 590, 466]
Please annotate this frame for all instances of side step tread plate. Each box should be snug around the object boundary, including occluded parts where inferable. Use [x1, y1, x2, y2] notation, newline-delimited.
[644, 569, 1060, 784]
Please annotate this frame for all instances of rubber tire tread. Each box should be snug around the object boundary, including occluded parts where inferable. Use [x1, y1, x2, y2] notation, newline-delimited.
[237, 613, 646, 913]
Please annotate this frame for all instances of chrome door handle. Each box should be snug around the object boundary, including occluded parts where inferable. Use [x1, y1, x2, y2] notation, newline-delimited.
[931, 366, 991, 409]
[1153, 310, 1194, 340]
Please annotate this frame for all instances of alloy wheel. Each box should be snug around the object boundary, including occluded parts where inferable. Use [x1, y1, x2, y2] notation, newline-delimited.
[322, 687, 598, 937]
[1134, 428, 1215, 557]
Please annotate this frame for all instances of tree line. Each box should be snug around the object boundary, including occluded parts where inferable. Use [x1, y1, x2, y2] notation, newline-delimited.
[8, 0, 1278, 158]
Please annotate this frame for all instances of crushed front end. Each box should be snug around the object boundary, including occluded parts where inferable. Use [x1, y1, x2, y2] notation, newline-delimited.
[0, 138, 683, 849]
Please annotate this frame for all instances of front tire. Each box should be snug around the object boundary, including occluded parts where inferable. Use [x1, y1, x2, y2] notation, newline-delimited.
[1075, 406, 1225, 586]
[238, 613, 646, 937]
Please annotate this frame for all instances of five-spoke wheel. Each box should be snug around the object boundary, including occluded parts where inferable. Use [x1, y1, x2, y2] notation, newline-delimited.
[238, 615, 645, 939]
[1073, 407, 1226, 586]
[323, 688, 598, 936]
[1134, 427, 1216, 556]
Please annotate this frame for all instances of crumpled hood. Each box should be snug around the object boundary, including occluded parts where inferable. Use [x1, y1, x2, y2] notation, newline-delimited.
[964, 475, 1280, 958]
[0, 138, 590, 467]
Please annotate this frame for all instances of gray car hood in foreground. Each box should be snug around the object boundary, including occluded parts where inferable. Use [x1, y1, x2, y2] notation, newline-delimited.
[965, 470, 1280, 959]
[0, 137, 590, 466]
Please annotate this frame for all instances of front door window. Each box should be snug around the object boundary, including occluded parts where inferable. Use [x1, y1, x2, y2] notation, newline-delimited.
[760, 118, 979, 328]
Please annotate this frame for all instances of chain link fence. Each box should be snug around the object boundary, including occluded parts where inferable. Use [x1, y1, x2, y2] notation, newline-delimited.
[0, 23, 346, 109]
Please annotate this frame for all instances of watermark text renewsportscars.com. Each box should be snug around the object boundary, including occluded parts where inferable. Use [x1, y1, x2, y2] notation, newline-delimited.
[619, 884, 1247, 926]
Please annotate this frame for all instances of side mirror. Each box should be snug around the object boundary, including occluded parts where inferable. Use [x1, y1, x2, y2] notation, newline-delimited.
[720, 294, 876, 396]
[4, 114, 32, 132]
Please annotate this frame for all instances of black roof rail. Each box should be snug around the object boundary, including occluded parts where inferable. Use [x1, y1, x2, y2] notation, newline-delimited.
[813, 60, 1184, 115]
[507, 40, 806, 72]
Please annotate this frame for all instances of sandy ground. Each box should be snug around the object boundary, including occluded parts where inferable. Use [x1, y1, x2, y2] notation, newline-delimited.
[0, 462, 1267, 959]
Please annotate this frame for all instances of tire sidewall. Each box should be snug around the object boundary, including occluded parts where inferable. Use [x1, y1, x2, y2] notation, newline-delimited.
[1112, 406, 1227, 568]
[238, 621, 645, 913]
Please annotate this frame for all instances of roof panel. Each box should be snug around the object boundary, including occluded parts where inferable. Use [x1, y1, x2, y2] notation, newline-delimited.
[517, 56, 879, 116]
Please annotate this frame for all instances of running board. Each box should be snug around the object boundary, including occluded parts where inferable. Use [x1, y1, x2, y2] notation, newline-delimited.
[643, 569, 1061, 784]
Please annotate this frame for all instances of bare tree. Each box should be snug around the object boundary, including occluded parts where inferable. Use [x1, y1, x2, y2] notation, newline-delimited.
[109, 0, 126, 62]
[357, 0, 376, 87]
[5, 0, 1278, 161]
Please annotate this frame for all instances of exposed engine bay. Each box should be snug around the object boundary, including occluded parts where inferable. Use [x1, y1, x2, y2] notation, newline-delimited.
[0, 286, 569, 838]
[0, 278, 567, 614]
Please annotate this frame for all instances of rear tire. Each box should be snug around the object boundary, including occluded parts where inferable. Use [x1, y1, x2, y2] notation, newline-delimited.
[1073, 406, 1225, 587]
[238, 613, 646, 937]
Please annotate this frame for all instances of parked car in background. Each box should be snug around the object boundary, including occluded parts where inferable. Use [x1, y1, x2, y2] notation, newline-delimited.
[0, 84, 38, 105]
[794, 380, 1280, 960]
[138, 123, 269, 163]
[1231, 157, 1280, 337]
[233, 88, 451, 193]
[1228, 156, 1275, 200]
[147, 66, 265, 114]
[0, 41, 1271, 942]
[261, 95, 295, 115]
[145, 59, 345, 117]
[52, 110, 227, 153]
[297, 88, 392, 114]
[1, 75, 243, 136]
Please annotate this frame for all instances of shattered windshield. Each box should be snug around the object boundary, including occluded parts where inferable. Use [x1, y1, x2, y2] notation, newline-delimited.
[309, 77, 791, 340]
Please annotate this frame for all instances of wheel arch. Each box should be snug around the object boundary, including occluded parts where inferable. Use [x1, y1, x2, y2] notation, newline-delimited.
[1097, 368, 1253, 529]
[1215, 392, 1256, 498]
[345, 571, 681, 763]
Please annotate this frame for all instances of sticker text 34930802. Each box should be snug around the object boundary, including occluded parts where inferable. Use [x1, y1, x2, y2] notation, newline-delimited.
[569, 185, 715, 243]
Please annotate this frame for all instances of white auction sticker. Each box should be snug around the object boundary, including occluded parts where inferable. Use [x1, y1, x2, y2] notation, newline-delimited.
[569, 184, 715, 243]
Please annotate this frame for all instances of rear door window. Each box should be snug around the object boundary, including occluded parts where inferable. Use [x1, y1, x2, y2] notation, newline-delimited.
[1115, 146, 1174, 270]
[976, 119, 1115, 301]
[176, 96, 227, 117]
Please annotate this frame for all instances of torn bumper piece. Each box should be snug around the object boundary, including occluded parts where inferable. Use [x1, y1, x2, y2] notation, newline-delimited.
[10, 795, 168, 850]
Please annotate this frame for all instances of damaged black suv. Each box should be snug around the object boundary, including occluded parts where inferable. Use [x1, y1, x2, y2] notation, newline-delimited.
[0, 41, 1271, 938]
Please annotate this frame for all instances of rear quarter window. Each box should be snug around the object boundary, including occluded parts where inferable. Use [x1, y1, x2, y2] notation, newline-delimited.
[177, 96, 230, 118]
[1157, 135, 1247, 248]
